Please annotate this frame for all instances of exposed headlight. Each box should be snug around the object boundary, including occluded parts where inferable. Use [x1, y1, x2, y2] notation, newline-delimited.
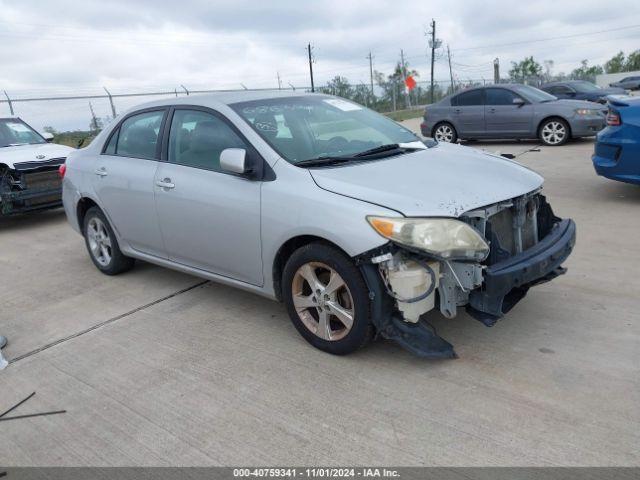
[575, 108, 599, 116]
[367, 216, 489, 261]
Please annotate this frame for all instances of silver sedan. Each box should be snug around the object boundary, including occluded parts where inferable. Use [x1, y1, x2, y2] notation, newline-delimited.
[420, 84, 606, 146]
[62, 91, 575, 358]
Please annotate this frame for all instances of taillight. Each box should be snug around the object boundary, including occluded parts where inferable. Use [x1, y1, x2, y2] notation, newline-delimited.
[606, 109, 621, 126]
[58, 163, 66, 178]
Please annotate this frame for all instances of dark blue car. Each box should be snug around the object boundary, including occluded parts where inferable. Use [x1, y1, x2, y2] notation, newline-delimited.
[541, 81, 626, 104]
[592, 95, 640, 185]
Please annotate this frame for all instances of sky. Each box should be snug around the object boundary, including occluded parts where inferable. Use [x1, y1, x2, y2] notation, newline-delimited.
[1, 0, 639, 131]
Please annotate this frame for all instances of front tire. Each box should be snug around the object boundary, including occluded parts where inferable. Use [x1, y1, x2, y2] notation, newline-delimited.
[83, 207, 134, 275]
[432, 122, 458, 143]
[539, 118, 569, 146]
[282, 243, 374, 355]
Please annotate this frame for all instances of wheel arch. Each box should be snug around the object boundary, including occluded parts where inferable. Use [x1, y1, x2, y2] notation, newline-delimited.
[76, 197, 100, 233]
[537, 115, 572, 138]
[272, 235, 351, 302]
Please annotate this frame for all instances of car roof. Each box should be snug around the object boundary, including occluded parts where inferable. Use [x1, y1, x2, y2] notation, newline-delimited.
[125, 90, 321, 112]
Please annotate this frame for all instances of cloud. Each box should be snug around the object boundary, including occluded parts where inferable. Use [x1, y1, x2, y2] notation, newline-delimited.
[1, 0, 639, 130]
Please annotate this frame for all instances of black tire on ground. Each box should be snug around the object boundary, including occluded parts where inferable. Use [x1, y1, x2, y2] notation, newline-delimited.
[432, 122, 458, 143]
[282, 243, 374, 355]
[83, 206, 135, 275]
[538, 118, 570, 146]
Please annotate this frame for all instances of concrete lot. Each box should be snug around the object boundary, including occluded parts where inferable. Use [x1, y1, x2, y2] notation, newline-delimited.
[1, 122, 639, 466]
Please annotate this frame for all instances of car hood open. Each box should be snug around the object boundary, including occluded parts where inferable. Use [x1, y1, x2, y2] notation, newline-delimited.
[309, 142, 543, 217]
[0, 143, 74, 169]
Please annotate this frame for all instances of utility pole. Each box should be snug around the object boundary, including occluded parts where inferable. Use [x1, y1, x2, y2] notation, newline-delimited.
[103, 87, 116, 118]
[307, 43, 315, 93]
[277, 72, 282, 90]
[400, 49, 411, 108]
[428, 19, 437, 103]
[366, 51, 374, 96]
[3, 91, 14, 116]
[493, 58, 500, 84]
[447, 45, 455, 94]
[89, 102, 99, 132]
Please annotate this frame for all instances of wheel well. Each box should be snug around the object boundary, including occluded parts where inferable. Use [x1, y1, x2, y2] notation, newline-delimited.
[537, 116, 572, 137]
[431, 121, 456, 137]
[272, 235, 349, 301]
[76, 197, 99, 232]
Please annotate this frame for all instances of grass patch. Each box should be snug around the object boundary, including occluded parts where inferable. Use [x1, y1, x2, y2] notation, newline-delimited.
[384, 108, 424, 122]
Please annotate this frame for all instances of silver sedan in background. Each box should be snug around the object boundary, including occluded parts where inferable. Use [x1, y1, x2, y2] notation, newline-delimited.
[421, 84, 606, 146]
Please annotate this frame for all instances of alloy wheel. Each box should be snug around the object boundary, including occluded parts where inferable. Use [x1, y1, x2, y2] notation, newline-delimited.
[86, 217, 112, 267]
[291, 262, 354, 341]
[434, 124, 455, 142]
[541, 121, 567, 145]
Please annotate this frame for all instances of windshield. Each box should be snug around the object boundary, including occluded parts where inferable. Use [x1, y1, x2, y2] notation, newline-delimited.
[572, 81, 601, 93]
[0, 119, 45, 147]
[230, 95, 420, 164]
[512, 85, 557, 103]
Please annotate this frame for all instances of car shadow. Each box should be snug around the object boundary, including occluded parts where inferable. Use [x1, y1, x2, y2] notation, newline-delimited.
[0, 208, 67, 231]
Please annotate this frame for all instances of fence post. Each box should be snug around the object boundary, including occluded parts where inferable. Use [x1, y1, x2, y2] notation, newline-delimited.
[3, 91, 14, 116]
[103, 87, 117, 118]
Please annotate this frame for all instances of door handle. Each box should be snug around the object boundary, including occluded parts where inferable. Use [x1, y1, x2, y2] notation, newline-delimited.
[454, 108, 461, 113]
[94, 167, 107, 177]
[489, 108, 496, 113]
[155, 178, 175, 189]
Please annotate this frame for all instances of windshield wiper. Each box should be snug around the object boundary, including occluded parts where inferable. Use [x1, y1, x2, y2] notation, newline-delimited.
[354, 143, 401, 157]
[295, 156, 353, 167]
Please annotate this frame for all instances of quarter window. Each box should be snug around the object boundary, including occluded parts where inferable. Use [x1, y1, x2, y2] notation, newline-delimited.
[168, 110, 248, 172]
[115, 110, 164, 159]
[485, 88, 522, 105]
[453, 90, 484, 106]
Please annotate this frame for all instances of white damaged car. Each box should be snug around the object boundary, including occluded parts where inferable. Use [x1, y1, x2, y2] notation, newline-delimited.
[1, 117, 73, 216]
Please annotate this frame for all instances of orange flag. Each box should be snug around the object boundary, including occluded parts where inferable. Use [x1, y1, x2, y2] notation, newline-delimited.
[405, 75, 417, 91]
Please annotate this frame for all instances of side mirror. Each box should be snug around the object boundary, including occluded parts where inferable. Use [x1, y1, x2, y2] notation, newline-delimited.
[42, 132, 54, 143]
[220, 148, 250, 175]
[512, 97, 525, 107]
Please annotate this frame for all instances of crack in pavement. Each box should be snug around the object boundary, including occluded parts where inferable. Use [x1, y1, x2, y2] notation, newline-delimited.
[8, 280, 209, 365]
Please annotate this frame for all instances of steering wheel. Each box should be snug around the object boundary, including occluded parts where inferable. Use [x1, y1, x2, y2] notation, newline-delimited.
[326, 136, 350, 153]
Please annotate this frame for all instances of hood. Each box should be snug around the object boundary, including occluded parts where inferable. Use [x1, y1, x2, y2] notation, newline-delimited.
[598, 87, 626, 95]
[555, 99, 603, 108]
[309, 142, 543, 217]
[0, 143, 73, 169]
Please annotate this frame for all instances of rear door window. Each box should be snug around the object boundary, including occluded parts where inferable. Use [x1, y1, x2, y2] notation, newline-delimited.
[115, 110, 165, 159]
[454, 90, 484, 106]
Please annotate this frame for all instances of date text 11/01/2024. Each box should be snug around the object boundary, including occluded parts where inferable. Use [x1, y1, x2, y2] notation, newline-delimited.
[233, 468, 400, 478]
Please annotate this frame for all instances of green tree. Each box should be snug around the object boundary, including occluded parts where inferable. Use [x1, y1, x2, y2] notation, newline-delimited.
[604, 51, 626, 73]
[319, 76, 353, 98]
[625, 50, 640, 71]
[509, 56, 543, 83]
[43, 126, 57, 134]
[570, 60, 604, 81]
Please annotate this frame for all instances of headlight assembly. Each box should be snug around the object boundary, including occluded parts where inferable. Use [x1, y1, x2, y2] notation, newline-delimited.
[367, 216, 489, 261]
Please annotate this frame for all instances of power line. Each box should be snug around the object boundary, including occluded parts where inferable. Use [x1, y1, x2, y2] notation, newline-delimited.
[451, 24, 640, 52]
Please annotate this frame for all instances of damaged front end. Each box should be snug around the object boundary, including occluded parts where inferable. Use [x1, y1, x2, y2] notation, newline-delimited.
[0, 158, 65, 216]
[357, 191, 576, 358]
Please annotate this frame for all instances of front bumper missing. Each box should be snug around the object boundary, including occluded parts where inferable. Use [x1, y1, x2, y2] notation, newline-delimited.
[467, 218, 576, 326]
[358, 215, 576, 358]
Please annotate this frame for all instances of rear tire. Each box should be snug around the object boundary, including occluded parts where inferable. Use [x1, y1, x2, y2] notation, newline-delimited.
[282, 243, 374, 355]
[538, 118, 569, 146]
[83, 207, 134, 275]
[432, 122, 458, 143]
